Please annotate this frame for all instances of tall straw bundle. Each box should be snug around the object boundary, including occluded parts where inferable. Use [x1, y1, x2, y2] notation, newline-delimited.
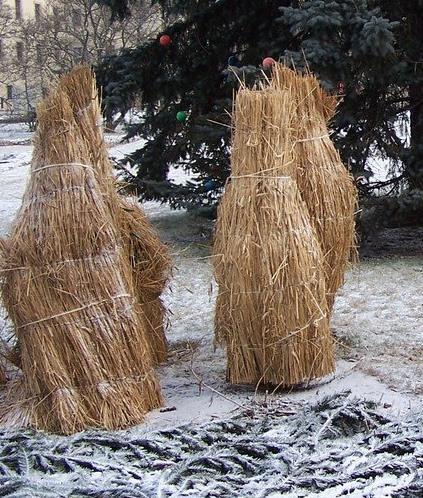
[0, 89, 162, 434]
[271, 65, 357, 309]
[214, 88, 334, 387]
[0, 241, 6, 385]
[118, 198, 170, 361]
[57, 66, 171, 363]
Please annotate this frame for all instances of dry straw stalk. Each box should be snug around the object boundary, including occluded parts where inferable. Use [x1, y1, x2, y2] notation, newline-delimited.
[57, 66, 171, 364]
[271, 65, 357, 309]
[0, 89, 162, 434]
[214, 87, 334, 387]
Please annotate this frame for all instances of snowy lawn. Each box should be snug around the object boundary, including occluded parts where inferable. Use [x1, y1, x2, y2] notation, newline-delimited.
[0, 128, 422, 496]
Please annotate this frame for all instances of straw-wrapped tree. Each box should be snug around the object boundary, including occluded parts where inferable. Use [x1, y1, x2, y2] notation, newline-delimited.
[0, 86, 163, 434]
[213, 74, 343, 387]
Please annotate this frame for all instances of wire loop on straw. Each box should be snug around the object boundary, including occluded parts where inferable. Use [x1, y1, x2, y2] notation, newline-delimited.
[32, 163, 95, 173]
[51, 370, 156, 392]
[0, 248, 120, 273]
[295, 134, 330, 143]
[230, 175, 291, 179]
[18, 293, 131, 329]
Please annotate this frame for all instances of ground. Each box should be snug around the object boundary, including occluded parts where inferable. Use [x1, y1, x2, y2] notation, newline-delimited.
[0, 123, 422, 496]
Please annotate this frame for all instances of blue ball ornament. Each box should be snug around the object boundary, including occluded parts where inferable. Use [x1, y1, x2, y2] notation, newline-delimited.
[228, 55, 241, 67]
[204, 180, 217, 191]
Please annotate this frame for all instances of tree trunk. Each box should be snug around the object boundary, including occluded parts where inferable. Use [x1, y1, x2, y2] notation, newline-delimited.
[409, 83, 423, 189]
[407, 9, 423, 190]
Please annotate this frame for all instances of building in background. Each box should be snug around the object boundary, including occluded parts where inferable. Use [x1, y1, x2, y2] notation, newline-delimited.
[7, 0, 45, 19]
[0, 1, 46, 114]
[0, 0, 161, 117]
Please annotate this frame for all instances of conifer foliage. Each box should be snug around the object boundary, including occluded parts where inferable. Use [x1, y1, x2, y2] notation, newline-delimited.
[96, 0, 289, 211]
[97, 1, 423, 219]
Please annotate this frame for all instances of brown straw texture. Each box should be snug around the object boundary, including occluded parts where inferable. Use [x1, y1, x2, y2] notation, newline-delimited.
[270, 65, 357, 309]
[0, 240, 7, 385]
[0, 89, 162, 434]
[57, 66, 171, 364]
[214, 87, 334, 387]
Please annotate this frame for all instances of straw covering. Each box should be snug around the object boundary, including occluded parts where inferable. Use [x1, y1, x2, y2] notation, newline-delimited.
[0, 77, 164, 433]
[57, 66, 171, 364]
[214, 65, 356, 387]
[270, 67, 357, 309]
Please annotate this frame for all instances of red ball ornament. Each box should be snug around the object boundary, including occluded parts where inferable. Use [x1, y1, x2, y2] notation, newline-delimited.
[262, 57, 276, 69]
[159, 34, 172, 47]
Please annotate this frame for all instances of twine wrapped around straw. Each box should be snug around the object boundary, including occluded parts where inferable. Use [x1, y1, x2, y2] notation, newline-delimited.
[214, 88, 334, 387]
[271, 65, 357, 309]
[0, 89, 162, 434]
[0, 240, 7, 386]
[57, 66, 171, 364]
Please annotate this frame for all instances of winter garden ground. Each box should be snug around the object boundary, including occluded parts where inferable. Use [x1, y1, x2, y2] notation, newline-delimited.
[0, 123, 422, 496]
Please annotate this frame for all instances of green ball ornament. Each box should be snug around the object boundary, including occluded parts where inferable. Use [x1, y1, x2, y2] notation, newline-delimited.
[176, 111, 187, 122]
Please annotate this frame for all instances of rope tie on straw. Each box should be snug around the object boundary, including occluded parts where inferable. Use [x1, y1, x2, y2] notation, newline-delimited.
[60, 307, 133, 329]
[21, 369, 159, 403]
[215, 279, 323, 294]
[18, 293, 131, 329]
[23, 186, 86, 202]
[49, 369, 157, 394]
[295, 134, 329, 143]
[230, 175, 292, 179]
[49, 249, 119, 266]
[230, 332, 331, 347]
[32, 163, 95, 173]
[0, 248, 120, 273]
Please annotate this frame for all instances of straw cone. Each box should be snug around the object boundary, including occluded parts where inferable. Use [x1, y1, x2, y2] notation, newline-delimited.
[0, 89, 162, 434]
[0, 240, 6, 385]
[214, 88, 334, 386]
[118, 198, 170, 360]
[57, 66, 171, 364]
[271, 65, 357, 309]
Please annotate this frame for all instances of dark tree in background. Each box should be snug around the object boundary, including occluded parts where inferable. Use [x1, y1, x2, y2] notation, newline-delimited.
[97, 0, 423, 225]
[280, 1, 399, 180]
[280, 0, 423, 225]
[96, 0, 290, 214]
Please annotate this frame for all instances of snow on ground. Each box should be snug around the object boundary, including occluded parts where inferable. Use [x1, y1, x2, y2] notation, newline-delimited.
[0, 121, 33, 145]
[1, 393, 422, 497]
[334, 259, 423, 394]
[0, 145, 31, 236]
[0, 132, 422, 437]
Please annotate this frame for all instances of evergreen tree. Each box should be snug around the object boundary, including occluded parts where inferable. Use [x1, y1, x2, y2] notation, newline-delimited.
[378, 0, 423, 191]
[97, 0, 423, 222]
[279, 0, 423, 192]
[279, 0, 423, 226]
[96, 0, 290, 212]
